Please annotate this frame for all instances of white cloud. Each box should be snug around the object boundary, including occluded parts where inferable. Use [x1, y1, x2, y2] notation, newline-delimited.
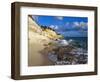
[73, 21, 87, 28]
[55, 25, 58, 30]
[50, 25, 55, 28]
[49, 25, 58, 30]
[55, 16, 63, 20]
[73, 22, 80, 27]
[80, 22, 87, 28]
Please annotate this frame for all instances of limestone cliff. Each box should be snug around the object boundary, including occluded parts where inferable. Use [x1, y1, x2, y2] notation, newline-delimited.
[28, 16, 63, 40]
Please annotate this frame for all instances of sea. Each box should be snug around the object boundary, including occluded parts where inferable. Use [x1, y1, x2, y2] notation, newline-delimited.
[65, 37, 88, 49]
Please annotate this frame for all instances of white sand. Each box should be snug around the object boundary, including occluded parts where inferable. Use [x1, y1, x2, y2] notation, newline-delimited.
[28, 31, 53, 66]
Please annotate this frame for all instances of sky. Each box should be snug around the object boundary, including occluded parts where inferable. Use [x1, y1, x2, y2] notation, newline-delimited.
[32, 15, 88, 37]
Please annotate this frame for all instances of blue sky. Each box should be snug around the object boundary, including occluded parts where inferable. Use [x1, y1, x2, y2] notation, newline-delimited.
[32, 15, 88, 37]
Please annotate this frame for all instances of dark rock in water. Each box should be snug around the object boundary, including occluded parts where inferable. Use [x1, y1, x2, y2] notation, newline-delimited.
[55, 46, 75, 61]
[48, 53, 57, 63]
[48, 48, 87, 65]
[76, 54, 88, 64]
[44, 39, 88, 65]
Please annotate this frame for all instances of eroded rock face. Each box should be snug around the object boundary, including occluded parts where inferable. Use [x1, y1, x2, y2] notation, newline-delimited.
[28, 16, 43, 33]
[29, 16, 63, 40]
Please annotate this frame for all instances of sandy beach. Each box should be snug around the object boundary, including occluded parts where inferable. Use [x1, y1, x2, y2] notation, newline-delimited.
[28, 31, 53, 66]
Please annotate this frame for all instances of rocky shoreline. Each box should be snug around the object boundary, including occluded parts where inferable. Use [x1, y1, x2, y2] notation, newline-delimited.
[41, 39, 87, 65]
